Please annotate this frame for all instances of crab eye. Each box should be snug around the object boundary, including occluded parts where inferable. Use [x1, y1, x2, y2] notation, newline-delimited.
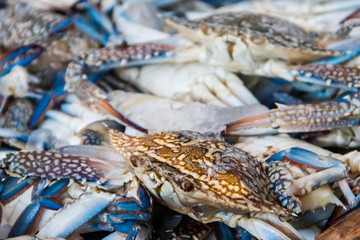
[201, 23, 208, 34]
[179, 177, 194, 192]
[130, 155, 138, 167]
[250, 35, 266, 45]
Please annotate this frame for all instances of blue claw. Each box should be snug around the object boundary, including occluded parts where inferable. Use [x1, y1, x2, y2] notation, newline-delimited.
[103, 223, 149, 240]
[112, 221, 140, 239]
[7, 180, 68, 237]
[104, 182, 152, 223]
[0, 44, 44, 78]
[234, 227, 252, 240]
[8, 201, 43, 237]
[29, 69, 71, 129]
[103, 211, 152, 223]
[31, 178, 48, 200]
[40, 180, 69, 197]
[0, 177, 34, 204]
[73, 15, 110, 46]
[36, 189, 116, 239]
[37, 198, 63, 210]
[212, 222, 236, 240]
[266, 147, 347, 170]
[79, 3, 118, 37]
[273, 92, 304, 105]
[49, 18, 73, 35]
[73, 3, 122, 46]
[29, 93, 54, 129]
[316, 39, 360, 65]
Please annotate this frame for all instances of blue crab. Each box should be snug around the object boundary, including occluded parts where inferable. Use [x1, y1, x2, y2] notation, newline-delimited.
[3, 88, 357, 239]
[162, 11, 360, 82]
[0, 128, 352, 240]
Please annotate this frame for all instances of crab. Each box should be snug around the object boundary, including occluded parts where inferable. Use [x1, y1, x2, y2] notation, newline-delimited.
[166, 12, 360, 136]
[1, 126, 352, 240]
[162, 12, 360, 80]
[28, 90, 360, 239]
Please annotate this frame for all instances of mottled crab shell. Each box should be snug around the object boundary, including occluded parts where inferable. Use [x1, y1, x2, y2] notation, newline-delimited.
[164, 12, 343, 63]
[109, 129, 291, 219]
[0, 8, 66, 48]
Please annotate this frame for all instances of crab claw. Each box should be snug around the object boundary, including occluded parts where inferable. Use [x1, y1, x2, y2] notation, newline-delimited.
[8, 180, 67, 237]
[0, 177, 34, 205]
[225, 92, 360, 135]
[230, 214, 305, 240]
[29, 93, 54, 129]
[0, 44, 44, 78]
[36, 187, 116, 239]
[73, 2, 122, 46]
[29, 69, 70, 129]
[74, 80, 148, 133]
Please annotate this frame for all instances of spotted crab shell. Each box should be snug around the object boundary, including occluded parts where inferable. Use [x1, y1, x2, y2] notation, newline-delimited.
[164, 12, 343, 63]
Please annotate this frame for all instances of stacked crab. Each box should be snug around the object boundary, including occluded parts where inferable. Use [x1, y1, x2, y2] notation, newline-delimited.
[1, 0, 360, 239]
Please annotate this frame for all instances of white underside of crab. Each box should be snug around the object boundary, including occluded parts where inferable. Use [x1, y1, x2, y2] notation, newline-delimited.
[116, 62, 259, 107]
[0, 66, 29, 98]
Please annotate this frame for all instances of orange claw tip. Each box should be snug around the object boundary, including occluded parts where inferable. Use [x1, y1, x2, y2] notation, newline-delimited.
[226, 113, 271, 128]
[223, 113, 281, 136]
[97, 99, 148, 134]
[225, 113, 272, 132]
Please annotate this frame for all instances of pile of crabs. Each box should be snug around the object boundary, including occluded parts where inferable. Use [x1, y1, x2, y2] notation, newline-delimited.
[1, 0, 360, 239]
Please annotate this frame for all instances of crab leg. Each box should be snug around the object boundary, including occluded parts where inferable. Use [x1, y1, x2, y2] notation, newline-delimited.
[221, 213, 304, 240]
[103, 221, 151, 240]
[0, 45, 44, 112]
[337, 178, 360, 209]
[7, 180, 67, 237]
[264, 147, 355, 211]
[64, 43, 178, 133]
[293, 64, 360, 91]
[73, 3, 122, 46]
[0, 177, 34, 205]
[225, 92, 360, 135]
[28, 93, 54, 129]
[36, 188, 116, 239]
[0, 44, 44, 78]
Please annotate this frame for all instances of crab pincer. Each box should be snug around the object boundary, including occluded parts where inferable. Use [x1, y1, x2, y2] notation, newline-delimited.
[225, 91, 360, 135]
